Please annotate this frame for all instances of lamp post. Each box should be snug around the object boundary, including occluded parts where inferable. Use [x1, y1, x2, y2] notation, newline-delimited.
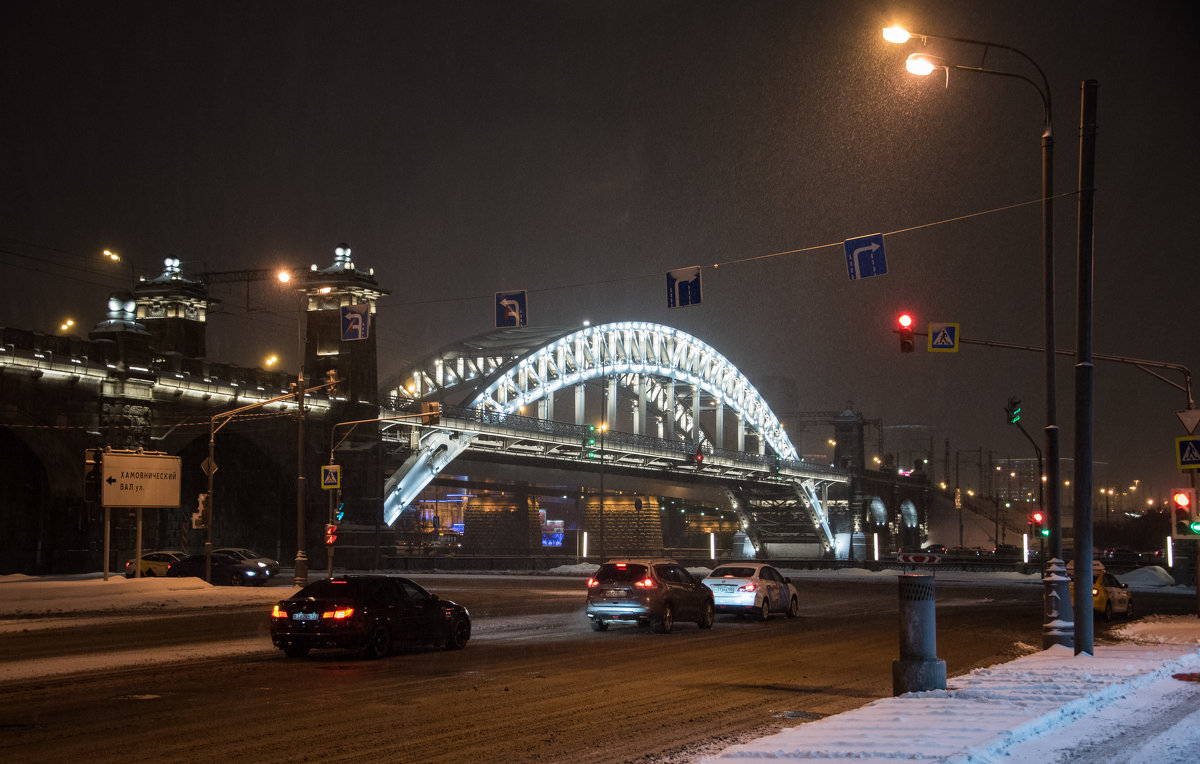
[102, 249, 138, 290]
[278, 270, 309, 587]
[884, 26, 1071, 649]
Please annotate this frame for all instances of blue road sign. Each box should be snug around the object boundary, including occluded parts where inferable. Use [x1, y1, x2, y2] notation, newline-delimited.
[666, 266, 702, 308]
[928, 322, 960, 353]
[844, 233, 887, 281]
[1176, 436, 1200, 470]
[495, 290, 528, 328]
[340, 304, 371, 341]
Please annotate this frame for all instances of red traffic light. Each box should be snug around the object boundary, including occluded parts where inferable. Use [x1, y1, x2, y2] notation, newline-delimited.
[897, 313, 915, 353]
[1031, 511, 1044, 524]
[694, 445, 704, 464]
[1173, 490, 1192, 509]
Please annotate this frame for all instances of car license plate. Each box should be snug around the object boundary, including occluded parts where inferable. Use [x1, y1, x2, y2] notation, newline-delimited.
[604, 590, 624, 599]
[292, 612, 318, 621]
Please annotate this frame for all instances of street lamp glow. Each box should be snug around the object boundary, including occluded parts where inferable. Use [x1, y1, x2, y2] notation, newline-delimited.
[265, 354, 279, 368]
[905, 53, 938, 76]
[103, 249, 120, 262]
[882, 26, 911, 44]
[59, 318, 75, 332]
[277, 270, 291, 284]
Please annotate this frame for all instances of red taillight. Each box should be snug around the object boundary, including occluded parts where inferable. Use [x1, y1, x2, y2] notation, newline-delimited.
[271, 605, 287, 619]
[322, 607, 355, 620]
[586, 578, 599, 588]
[634, 576, 656, 589]
[738, 583, 758, 593]
[615, 563, 627, 569]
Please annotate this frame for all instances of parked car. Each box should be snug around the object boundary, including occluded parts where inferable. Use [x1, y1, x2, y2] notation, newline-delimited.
[270, 575, 471, 659]
[166, 552, 271, 586]
[1068, 562, 1134, 621]
[123, 550, 187, 578]
[586, 559, 714, 634]
[212, 547, 280, 580]
[702, 562, 799, 620]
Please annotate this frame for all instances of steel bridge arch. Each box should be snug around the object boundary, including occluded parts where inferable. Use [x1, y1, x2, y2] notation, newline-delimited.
[387, 321, 797, 459]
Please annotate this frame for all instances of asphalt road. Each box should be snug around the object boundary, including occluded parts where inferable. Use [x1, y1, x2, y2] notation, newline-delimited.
[0, 575, 1191, 763]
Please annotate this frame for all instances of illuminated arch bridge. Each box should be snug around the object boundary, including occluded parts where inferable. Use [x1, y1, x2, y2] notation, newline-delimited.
[380, 321, 851, 551]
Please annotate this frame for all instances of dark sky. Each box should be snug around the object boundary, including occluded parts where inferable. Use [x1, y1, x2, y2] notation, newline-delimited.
[3, 1, 1198, 501]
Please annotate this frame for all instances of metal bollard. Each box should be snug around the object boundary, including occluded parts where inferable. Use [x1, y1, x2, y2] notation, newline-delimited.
[892, 573, 946, 696]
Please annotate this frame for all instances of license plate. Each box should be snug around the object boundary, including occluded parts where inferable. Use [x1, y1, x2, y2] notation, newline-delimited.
[292, 612, 318, 621]
[604, 590, 624, 598]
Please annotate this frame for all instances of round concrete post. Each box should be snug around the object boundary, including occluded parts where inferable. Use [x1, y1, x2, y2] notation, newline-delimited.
[892, 573, 946, 695]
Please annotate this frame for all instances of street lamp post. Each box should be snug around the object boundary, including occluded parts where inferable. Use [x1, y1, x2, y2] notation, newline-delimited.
[884, 27, 1071, 649]
[278, 270, 309, 587]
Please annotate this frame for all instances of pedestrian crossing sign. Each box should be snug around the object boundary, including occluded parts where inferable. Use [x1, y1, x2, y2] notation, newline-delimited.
[321, 464, 341, 490]
[1176, 437, 1200, 470]
[928, 322, 959, 353]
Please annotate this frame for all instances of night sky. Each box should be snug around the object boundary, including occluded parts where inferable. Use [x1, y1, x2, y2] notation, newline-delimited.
[3, 1, 1198, 501]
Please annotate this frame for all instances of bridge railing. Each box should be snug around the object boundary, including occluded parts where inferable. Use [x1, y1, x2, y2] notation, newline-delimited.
[416, 403, 845, 477]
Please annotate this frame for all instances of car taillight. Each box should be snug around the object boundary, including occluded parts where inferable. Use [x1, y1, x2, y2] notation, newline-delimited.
[322, 607, 355, 620]
[271, 605, 287, 619]
[634, 577, 656, 589]
[738, 583, 758, 592]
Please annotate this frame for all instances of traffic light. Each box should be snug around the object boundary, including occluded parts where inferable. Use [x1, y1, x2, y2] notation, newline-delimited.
[772, 453, 781, 474]
[420, 401, 441, 426]
[694, 445, 704, 465]
[897, 313, 915, 353]
[1006, 397, 1022, 425]
[335, 503, 345, 523]
[583, 424, 598, 458]
[84, 448, 103, 503]
[1171, 488, 1199, 537]
[1030, 510, 1048, 537]
[325, 522, 338, 545]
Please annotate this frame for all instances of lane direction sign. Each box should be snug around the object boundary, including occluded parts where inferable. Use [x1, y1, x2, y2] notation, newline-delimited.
[844, 233, 887, 281]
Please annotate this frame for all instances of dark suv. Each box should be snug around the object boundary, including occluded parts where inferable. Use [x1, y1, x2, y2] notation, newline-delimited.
[586, 559, 714, 633]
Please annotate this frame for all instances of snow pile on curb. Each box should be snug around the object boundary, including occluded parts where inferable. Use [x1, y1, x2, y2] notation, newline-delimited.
[701, 636, 1200, 761]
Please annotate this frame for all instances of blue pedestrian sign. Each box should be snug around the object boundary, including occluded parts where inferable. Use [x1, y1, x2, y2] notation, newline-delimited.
[666, 266, 702, 308]
[340, 304, 371, 341]
[844, 233, 887, 281]
[495, 290, 528, 328]
[928, 322, 960, 353]
[1176, 436, 1200, 470]
[321, 464, 341, 490]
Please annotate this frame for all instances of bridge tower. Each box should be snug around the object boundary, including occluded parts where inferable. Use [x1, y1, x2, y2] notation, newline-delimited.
[132, 257, 211, 359]
[300, 244, 389, 403]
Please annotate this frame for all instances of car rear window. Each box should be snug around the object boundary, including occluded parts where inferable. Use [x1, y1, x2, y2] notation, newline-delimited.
[295, 579, 361, 599]
[709, 567, 756, 578]
[595, 563, 649, 582]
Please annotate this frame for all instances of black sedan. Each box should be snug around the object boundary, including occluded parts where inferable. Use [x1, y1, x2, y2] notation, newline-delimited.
[165, 552, 272, 586]
[270, 575, 471, 659]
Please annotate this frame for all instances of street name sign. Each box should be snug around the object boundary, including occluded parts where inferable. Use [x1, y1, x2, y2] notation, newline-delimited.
[101, 452, 182, 508]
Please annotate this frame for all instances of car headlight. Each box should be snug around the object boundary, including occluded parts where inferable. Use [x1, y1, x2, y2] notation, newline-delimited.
[257, 562, 267, 568]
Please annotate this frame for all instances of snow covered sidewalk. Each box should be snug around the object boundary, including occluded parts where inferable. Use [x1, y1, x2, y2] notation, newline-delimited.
[702, 617, 1200, 762]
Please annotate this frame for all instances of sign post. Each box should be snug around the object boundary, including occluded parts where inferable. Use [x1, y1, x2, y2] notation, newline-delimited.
[95, 450, 183, 580]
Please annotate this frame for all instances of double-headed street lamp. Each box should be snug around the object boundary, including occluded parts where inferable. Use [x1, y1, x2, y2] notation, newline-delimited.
[884, 26, 1071, 649]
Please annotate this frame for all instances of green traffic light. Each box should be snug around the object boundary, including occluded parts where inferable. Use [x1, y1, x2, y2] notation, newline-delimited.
[1190, 521, 1200, 534]
[1039, 528, 1050, 537]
